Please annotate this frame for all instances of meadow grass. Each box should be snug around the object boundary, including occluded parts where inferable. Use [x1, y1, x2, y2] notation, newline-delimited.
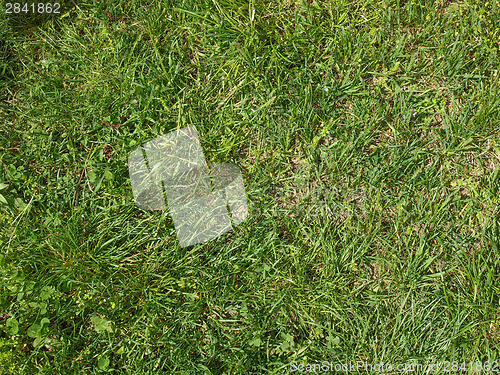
[1, 0, 500, 373]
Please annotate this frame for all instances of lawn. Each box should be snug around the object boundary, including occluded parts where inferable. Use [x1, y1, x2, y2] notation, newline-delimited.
[1, 0, 500, 373]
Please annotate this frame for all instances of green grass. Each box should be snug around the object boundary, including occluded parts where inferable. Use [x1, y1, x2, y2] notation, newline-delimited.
[1, 0, 500, 373]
